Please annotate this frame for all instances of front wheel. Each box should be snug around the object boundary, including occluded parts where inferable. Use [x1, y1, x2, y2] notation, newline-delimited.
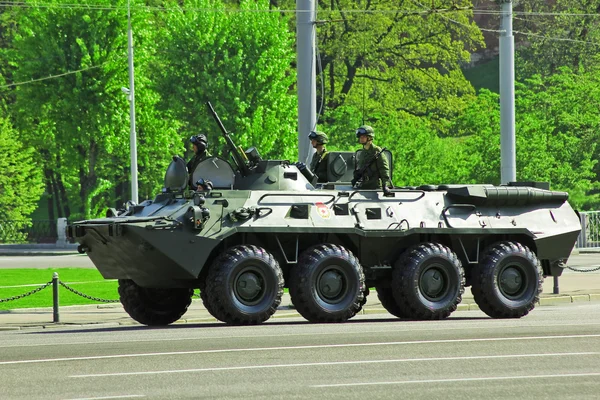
[118, 279, 193, 326]
[204, 245, 284, 325]
[472, 241, 542, 318]
[289, 244, 364, 323]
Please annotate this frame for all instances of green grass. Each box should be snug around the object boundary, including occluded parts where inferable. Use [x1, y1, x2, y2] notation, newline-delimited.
[0, 268, 119, 310]
[462, 56, 500, 93]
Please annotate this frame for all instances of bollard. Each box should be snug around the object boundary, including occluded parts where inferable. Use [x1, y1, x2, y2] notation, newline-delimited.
[553, 275, 559, 295]
[52, 272, 60, 323]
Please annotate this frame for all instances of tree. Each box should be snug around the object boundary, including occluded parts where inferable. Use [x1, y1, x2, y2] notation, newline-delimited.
[0, 114, 44, 242]
[10, 0, 181, 219]
[516, 0, 600, 77]
[152, 0, 298, 161]
[452, 83, 598, 210]
[273, 0, 484, 127]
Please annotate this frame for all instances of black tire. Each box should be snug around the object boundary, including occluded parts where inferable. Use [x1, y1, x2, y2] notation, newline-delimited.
[392, 243, 465, 320]
[118, 279, 193, 326]
[289, 244, 365, 323]
[472, 241, 543, 318]
[198, 279, 219, 320]
[375, 286, 408, 319]
[204, 245, 284, 325]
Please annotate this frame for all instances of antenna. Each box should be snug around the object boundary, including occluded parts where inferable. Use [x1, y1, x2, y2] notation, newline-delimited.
[361, 28, 366, 126]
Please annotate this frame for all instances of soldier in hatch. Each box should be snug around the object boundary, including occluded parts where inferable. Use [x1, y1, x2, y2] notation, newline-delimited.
[352, 125, 392, 194]
[307, 131, 329, 183]
[186, 134, 211, 189]
[294, 131, 330, 183]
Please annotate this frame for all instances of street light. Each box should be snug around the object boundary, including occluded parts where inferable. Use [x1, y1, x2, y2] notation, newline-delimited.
[126, 0, 138, 203]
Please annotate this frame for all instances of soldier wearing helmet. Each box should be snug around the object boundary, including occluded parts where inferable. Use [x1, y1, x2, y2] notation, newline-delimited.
[307, 131, 329, 183]
[186, 134, 211, 189]
[353, 125, 391, 194]
[294, 131, 330, 183]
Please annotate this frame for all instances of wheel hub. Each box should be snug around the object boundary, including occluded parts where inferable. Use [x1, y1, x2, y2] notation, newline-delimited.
[318, 270, 343, 300]
[500, 267, 523, 296]
[420, 267, 447, 300]
[236, 272, 262, 302]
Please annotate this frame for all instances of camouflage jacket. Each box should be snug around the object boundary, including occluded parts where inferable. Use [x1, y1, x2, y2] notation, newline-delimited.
[310, 148, 329, 183]
[356, 144, 390, 189]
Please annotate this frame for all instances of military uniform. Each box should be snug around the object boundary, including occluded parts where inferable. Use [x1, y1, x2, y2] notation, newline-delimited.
[187, 152, 211, 184]
[356, 145, 390, 189]
[310, 149, 329, 183]
[187, 134, 211, 189]
[353, 125, 391, 191]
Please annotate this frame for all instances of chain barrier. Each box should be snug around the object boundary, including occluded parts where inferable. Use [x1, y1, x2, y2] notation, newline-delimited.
[0, 281, 52, 303]
[567, 265, 600, 273]
[58, 281, 120, 303]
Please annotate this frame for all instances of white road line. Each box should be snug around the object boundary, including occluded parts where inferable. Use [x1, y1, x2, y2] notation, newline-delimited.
[2, 333, 600, 366]
[311, 372, 600, 388]
[69, 352, 600, 378]
[64, 396, 144, 400]
[3, 321, 600, 349]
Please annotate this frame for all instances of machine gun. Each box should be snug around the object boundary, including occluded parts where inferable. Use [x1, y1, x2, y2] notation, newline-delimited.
[207, 101, 251, 177]
[352, 147, 387, 188]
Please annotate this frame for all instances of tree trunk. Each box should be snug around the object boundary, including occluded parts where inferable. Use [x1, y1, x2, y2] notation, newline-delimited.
[44, 168, 55, 222]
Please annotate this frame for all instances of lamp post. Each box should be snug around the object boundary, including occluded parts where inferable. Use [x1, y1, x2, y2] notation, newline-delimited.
[296, 0, 317, 164]
[497, 0, 516, 184]
[126, 0, 138, 203]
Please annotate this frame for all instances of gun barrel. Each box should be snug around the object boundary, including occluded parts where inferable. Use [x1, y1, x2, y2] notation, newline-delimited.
[207, 102, 251, 177]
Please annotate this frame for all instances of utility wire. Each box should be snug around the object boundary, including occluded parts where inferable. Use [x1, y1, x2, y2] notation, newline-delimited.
[0, 61, 116, 89]
[2, 2, 600, 19]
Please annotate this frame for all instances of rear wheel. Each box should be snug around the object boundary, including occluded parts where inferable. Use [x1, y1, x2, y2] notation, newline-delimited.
[392, 243, 464, 320]
[472, 241, 542, 318]
[204, 245, 284, 325]
[375, 286, 407, 319]
[118, 279, 193, 326]
[289, 244, 364, 323]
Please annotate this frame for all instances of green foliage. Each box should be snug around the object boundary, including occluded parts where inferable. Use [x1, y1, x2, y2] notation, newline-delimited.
[0, 114, 44, 242]
[272, 0, 484, 126]
[516, 0, 600, 77]
[153, 0, 298, 161]
[451, 79, 598, 210]
[9, 0, 181, 219]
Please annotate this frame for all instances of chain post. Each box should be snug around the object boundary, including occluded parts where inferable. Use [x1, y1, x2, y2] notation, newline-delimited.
[52, 272, 59, 323]
[553, 275, 559, 294]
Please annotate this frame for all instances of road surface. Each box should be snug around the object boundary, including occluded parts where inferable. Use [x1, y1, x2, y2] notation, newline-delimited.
[1, 302, 600, 399]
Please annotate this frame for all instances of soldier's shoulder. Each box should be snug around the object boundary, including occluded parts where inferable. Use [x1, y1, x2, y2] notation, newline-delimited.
[372, 145, 383, 152]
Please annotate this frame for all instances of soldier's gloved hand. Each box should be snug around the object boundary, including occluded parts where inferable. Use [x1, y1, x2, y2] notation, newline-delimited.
[382, 186, 393, 197]
[351, 178, 358, 187]
[295, 162, 307, 171]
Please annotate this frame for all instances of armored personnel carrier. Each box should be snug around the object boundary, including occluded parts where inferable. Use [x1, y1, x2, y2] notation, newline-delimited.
[67, 103, 581, 326]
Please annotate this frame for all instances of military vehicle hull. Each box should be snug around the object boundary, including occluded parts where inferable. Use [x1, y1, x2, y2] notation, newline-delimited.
[69, 183, 580, 325]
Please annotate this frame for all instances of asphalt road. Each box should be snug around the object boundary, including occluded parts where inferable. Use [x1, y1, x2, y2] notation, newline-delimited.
[1, 303, 600, 399]
[0, 252, 598, 270]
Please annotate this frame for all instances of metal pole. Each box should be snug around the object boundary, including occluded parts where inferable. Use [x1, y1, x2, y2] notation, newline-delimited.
[553, 275, 560, 294]
[498, 0, 516, 184]
[127, 0, 139, 203]
[296, 0, 317, 164]
[52, 272, 59, 323]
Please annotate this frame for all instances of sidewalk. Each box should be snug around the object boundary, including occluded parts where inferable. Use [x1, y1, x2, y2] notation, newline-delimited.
[1, 270, 599, 330]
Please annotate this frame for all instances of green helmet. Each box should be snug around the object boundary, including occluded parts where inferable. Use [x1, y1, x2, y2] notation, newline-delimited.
[355, 125, 374, 139]
[308, 131, 328, 144]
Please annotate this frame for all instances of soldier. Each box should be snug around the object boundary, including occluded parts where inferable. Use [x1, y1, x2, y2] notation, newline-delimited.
[352, 125, 392, 195]
[307, 131, 329, 183]
[186, 134, 211, 189]
[294, 131, 329, 183]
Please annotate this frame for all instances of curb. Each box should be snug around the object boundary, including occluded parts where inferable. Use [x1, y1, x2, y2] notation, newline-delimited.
[3, 294, 600, 330]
